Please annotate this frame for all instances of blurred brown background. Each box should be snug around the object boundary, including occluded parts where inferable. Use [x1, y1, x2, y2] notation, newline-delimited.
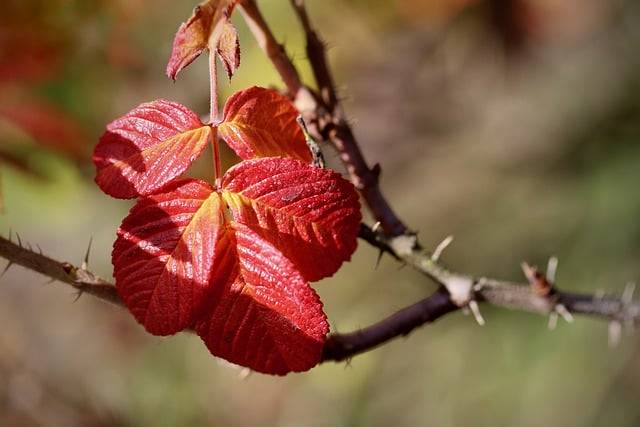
[1, 0, 640, 426]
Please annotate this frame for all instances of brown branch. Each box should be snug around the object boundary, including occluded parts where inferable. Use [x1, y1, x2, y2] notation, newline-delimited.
[236, 0, 640, 361]
[1, 1, 638, 369]
[289, 0, 340, 111]
[1, 233, 638, 365]
[0, 235, 121, 306]
[237, 0, 303, 97]
[239, 0, 407, 237]
[322, 288, 457, 362]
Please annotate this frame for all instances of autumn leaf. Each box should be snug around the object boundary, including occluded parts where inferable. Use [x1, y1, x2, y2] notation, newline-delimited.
[93, 100, 212, 199]
[196, 223, 329, 375]
[109, 156, 360, 374]
[166, 0, 240, 81]
[218, 87, 312, 162]
[112, 179, 227, 335]
[217, 18, 241, 79]
[222, 157, 361, 281]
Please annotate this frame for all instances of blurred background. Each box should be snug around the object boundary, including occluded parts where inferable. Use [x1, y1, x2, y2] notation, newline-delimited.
[1, 0, 640, 425]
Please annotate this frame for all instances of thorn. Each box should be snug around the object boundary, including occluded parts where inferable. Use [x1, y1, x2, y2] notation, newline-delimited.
[238, 368, 252, 380]
[609, 321, 622, 348]
[548, 311, 559, 330]
[521, 262, 536, 282]
[431, 235, 453, 262]
[622, 282, 636, 333]
[622, 282, 635, 305]
[371, 221, 382, 234]
[1, 261, 14, 277]
[555, 304, 574, 323]
[468, 300, 485, 326]
[375, 249, 384, 269]
[16, 233, 22, 248]
[72, 289, 84, 303]
[82, 236, 93, 270]
[473, 278, 487, 292]
[36, 244, 43, 255]
[546, 256, 558, 284]
[44, 277, 56, 285]
[296, 115, 325, 168]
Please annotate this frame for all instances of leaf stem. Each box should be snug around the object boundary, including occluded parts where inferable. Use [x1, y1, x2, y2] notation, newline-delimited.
[211, 128, 222, 188]
[209, 51, 222, 187]
[209, 51, 219, 123]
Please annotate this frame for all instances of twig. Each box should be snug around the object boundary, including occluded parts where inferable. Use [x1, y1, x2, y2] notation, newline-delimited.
[1, 234, 638, 364]
[238, 0, 303, 97]
[1, 2, 638, 369]
[235, 0, 640, 362]
[289, 0, 340, 111]
[0, 235, 121, 306]
[322, 288, 457, 362]
[239, 0, 407, 237]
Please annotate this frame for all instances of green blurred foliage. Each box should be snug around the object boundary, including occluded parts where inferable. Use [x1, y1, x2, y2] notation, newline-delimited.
[1, 0, 640, 426]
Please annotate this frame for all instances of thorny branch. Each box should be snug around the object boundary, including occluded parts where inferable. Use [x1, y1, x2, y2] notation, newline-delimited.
[0, 235, 120, 306]
[0, 0, 639, 367]
[240, 0, 407, 237]
[1, 231, 639, 363]
[238, 0, 640, 361]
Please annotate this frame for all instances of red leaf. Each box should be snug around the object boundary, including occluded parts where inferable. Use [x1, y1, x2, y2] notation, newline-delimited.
[196, 222, 328, 375]
[113, 179, 227, 335]
[93, 100, 211, 199]
[222, 157, 361, 281]
[166, 0, 238, 81]
[217, 19, 240, 80]
[112, 175, 330, 374]
[218, 87, 312, 162]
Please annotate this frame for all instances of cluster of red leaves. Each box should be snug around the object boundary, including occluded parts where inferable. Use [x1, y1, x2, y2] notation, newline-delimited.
[94, 0, 362, 376]
[166, 0, 241, 81]
[94, 87, 361, 373]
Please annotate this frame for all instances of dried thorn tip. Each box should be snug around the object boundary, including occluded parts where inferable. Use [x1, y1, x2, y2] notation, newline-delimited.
[469, 300, 485, 326]
[622, 282, 636, 305]
[548, 312, 559, 330]
[609, 321, 622, 348]
[546, 256, 558, 284]
[555, 304, 574, 323]
[1, 261, 14, 277]
[432, 235, 453, 262]
[238, 368, 252, 380]
[82, 236, 93, 270]
[73, 289, 84, 303]
[375, 249, 384, 269]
